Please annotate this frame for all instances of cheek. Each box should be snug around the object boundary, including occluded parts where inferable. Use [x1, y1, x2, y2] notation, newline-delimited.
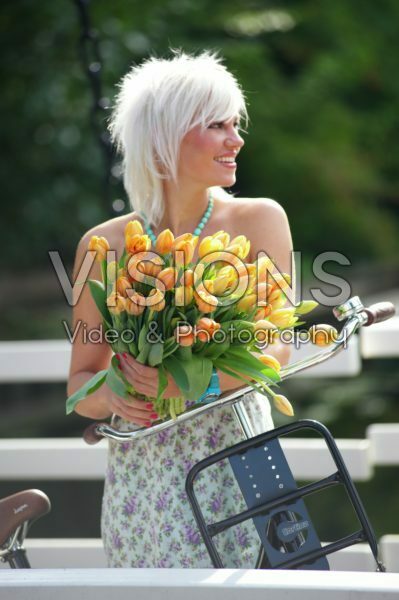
[179, 130, 216, 172]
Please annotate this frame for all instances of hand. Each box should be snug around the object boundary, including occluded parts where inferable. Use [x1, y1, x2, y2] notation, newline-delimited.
[104, 384, 158, 427]
[117, 352, 181, 400]
[116, 353, 159, 397]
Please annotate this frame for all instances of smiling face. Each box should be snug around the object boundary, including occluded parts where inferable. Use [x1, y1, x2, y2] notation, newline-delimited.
[177, 116, 245, 188]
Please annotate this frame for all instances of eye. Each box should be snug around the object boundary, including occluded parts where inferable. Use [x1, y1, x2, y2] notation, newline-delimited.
[208, 122, 223, 129]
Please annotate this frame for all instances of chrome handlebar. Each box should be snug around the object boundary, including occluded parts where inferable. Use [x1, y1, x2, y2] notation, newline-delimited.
[83, 297, 395, 445]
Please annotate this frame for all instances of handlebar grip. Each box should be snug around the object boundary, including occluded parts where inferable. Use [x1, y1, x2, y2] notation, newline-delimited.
[83, 422, 106, 445]
[363, 302, 396, 326]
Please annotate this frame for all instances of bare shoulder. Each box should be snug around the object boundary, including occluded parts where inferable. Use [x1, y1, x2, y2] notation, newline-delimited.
[73, 211, 140, 281]
[235, 197, 293, 270]
[78, 211, 140, 256]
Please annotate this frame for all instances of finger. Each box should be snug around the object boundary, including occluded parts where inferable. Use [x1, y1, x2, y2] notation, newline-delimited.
[110, 396, 157, 426]
[121, 353, 158, 381]
[119, 361, 159, 396]
[115, 357, 157, 396]
[125, 397, 156, 412]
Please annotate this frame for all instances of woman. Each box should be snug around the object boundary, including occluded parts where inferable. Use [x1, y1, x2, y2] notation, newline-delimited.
[68, 50, 294, 568]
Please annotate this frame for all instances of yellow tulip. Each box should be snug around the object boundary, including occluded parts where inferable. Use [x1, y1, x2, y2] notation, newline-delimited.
[217, 265, 237, 285]
[229, 235, 251, 260]
[175, 285, 194, 307]
[309, 324, 339, 346]
[212, 230, 230, 247]
[155, 229, 175, 254]
[268, 307, 297, 328]
[258, 354, 281, 373]
[173, 238, 197, 265]
[125, 220, 143, 240]
[211, 274, 231, 295]
[156, 267, 178, 291]
[106, 261, 119, 283]
[273, 394, 294, 417]
[88, 236, 110, 262]
[106, 292, 126, 315]
[199, 236, 224, 259]
[255, 256, 276, 283]
[236, 293, 257, 312]
[125, 234, 151, 255]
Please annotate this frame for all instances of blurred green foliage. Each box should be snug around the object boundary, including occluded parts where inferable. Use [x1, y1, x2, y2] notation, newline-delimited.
[1, 0, 398, 271]
[0, 0, 398, 546]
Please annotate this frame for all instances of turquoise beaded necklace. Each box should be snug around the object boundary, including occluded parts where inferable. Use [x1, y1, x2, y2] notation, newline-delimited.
[143, 193, 214, 244]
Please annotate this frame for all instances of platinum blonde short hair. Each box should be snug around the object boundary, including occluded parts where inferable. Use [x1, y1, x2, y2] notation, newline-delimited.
[108, 49, 248, 227]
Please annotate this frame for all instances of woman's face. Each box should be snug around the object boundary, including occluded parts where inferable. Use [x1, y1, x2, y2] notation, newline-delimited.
[178, 115, 245, 188]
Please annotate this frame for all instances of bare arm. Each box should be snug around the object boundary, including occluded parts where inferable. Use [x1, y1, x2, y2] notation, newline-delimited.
[216, 198, 295, 392]
[67, 233, 156, 425]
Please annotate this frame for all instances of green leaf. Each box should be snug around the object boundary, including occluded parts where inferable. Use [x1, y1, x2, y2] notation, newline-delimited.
[105, 357, 130, 399]
[148, 341, 164, 366]
[201, 337, 231, 359]
[138, 323, 148, 353]
[164, 355, 190, 393]
[65, 369, 108, 415]
[165, 354, 212, 400]
[157, 365, 169, 401]
[136, 343, 151, 364]
[88, 279, 112, 325]
[295, 300, 318, 315]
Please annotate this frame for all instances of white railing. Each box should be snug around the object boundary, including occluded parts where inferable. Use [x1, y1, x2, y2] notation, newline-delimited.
[0, 322, 398, 584]
[1, 568, 399, 600]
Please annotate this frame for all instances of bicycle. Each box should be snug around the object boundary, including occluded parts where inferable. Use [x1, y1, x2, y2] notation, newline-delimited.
[0, 296, 395, 570]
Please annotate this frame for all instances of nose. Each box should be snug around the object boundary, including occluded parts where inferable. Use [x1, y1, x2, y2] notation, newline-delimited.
[225, 127, 244, 151]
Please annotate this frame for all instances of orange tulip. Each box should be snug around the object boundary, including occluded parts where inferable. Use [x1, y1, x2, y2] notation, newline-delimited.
[125, 234, 151, 255]
[88, 236, 110, 262]
[174, 324, 195, 347]
[155, 229, 175, 254]
[179, 269, 194, 287]
[147, 288, 166, 311]
[173, 238, 197, 265]
[194, 289, 218, 313]
[116, 276, 133, 297]
[309, 324, 339, 346]
[254, 303, 273, 321]
[156, 266, 178, 291]
[253, 319, 278, 344]
[125, 292, 146, 316]
[258, 354, 281, 373]
[195, 317, 221, 342]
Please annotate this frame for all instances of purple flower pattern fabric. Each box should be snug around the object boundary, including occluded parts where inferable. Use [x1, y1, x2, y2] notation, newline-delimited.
[101, 391, 274, 568]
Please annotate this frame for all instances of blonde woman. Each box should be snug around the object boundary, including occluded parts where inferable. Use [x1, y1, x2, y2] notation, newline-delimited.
[68, 50, 294, 568]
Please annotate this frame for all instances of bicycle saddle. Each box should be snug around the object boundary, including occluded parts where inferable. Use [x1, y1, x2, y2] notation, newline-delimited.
[0, 489, 51, 547]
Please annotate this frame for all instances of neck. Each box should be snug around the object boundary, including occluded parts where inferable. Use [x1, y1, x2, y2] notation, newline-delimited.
[155, 180, 210, 237]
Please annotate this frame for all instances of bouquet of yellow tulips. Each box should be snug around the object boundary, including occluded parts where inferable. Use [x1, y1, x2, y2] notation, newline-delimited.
[66, 220, 321, 420]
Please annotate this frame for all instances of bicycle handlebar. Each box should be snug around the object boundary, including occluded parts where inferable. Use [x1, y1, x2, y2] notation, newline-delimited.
[82, 297, 395, 445]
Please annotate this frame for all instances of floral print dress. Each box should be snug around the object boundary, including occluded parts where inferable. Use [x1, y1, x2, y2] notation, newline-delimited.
[101, 391, 274, 568]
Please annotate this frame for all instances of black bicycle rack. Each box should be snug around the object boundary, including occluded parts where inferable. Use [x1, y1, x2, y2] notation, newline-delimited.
[185, 419, 385, 571]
